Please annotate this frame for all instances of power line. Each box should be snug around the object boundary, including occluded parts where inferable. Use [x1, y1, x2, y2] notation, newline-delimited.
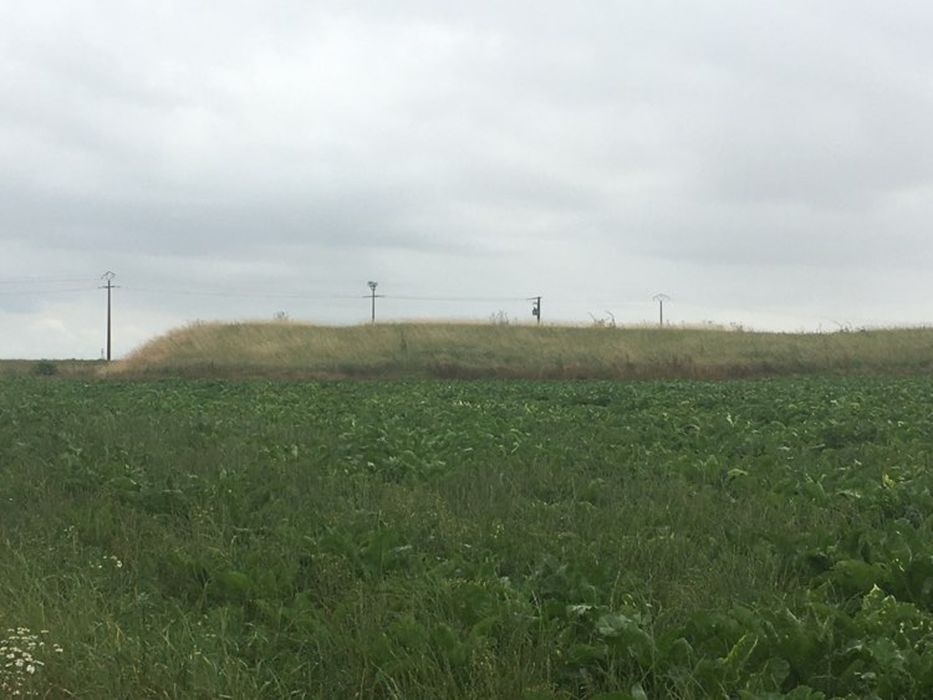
[123, 286, 362, 300]
[0, 276, 96, 285]
[387, 295, 528, 303]
[553, 294, 672, 306]
[0, 275, 683, 327]
[0, 286, 98, 295]
[121, 286, 533, 304]
[0, 280, 664, 324]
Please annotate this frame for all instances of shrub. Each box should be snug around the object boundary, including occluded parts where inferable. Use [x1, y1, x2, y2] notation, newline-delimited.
[33, 360, 58, 376]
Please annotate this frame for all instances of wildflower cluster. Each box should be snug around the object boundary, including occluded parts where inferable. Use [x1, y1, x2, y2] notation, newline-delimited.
[92, 555, 124, 570]
[0, 627, 62, 696]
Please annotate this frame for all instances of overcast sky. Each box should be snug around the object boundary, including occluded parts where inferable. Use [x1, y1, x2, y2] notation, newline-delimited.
[3, 1, 933, 358]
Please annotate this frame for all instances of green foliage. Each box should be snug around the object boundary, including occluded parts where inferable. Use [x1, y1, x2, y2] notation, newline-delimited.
[4, 375, 933, 697]
[32, 360, 57, 376]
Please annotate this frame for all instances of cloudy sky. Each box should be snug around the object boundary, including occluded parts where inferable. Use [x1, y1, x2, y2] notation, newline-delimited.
[3, 1, 933, 358]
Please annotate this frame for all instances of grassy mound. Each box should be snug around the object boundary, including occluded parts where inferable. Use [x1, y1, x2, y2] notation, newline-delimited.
[109, 321, 933, 380]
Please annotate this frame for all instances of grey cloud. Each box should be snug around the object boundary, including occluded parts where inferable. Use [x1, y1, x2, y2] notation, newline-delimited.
[4, 1, 933, 356]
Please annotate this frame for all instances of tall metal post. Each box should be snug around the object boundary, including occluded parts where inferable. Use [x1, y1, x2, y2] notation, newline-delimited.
[652, 293, 670, 328]
[101, 271, 116, 360]
[528, 296, 542, 325]
[368, 281, 378, 323]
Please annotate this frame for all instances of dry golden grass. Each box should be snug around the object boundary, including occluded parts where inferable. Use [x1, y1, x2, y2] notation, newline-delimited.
[106, 320, 933, 380]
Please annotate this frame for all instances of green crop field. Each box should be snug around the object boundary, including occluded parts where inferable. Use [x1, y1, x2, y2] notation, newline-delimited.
[3, 376, 933, 698]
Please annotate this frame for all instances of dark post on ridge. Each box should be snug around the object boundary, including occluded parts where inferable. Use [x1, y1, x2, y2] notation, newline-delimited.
[368, 281, 379, 324]
[101, 271, 117, 361]
[653, 293, 670, 328]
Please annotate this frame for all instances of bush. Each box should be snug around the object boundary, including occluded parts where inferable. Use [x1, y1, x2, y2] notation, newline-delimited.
[33, 360, 58, 376]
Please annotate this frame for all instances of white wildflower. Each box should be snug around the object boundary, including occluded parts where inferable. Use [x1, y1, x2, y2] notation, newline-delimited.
[0, 626, 62, 694]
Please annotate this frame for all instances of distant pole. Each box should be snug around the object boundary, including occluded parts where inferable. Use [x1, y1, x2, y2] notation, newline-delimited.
[101, 271, 117, 360]
[529, 296, 541, 325]
[368, 281, 379, 323]
[652, 293, 670, 328]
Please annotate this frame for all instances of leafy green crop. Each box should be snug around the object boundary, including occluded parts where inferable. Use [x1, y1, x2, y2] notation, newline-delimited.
[3, 376, 933, 697]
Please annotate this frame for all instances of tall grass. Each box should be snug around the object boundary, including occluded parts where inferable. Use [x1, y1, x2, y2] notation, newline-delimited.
[111, 321, 933, 379]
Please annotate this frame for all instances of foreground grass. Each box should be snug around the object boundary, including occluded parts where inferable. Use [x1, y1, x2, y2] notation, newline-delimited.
[110, 321, 933, 381]
[4, 376, 933, 697]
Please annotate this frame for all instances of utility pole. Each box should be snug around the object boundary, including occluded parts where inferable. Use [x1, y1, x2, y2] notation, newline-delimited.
[100, 271, 117, 360]
[367, 281, 382, 323]
[652, 293, 670, 328]
[529, 296, 542, 325]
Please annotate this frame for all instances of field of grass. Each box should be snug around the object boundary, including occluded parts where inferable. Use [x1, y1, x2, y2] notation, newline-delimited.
[4, 375, 933, 697]
[111, 321, 933, 380]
